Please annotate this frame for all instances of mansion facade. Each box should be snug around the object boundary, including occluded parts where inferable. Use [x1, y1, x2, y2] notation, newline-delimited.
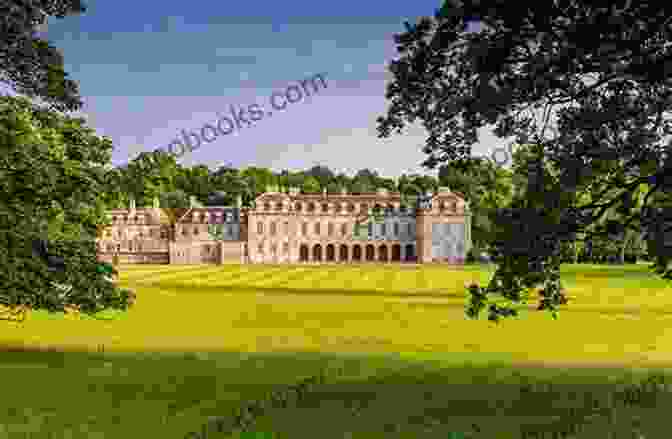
[96, 187, 472, 265]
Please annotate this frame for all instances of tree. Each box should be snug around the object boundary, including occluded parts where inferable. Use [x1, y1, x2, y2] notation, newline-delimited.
[326, 182, 342, 194]
[160, 190, 190, 209]
[240, 167, 275, 197]
[377, 177, 397, 192]
[175, 164, 211, 204]
[302, 176, 321, 194]
[0, 95, 134, 320]
[1, 0, 85, 112]
[350, 180, 369, 194]
[205, 190, 230, 207]
[377, 1, 672, 322]
[305, 165, 335, 188]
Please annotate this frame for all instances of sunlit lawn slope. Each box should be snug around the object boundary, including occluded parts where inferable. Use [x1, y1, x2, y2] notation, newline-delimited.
[3, 263, 672, 365]
[1, 263, 671, 439]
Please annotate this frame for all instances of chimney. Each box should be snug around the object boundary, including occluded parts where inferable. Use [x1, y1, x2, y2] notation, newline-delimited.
[129, 198, 136, 210]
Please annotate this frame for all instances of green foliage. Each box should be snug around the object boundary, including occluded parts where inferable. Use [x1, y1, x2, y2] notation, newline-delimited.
[378, 0, 672, 321]
[160, 189, 190, 209]
[207, 224, 227, 241]
[0, 0, 86, 112]
[301, 176, 321, 193]
[0, 95, 133, 318]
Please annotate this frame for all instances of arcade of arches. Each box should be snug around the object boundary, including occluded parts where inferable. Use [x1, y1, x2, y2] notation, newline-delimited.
[297, 242, 415, 263]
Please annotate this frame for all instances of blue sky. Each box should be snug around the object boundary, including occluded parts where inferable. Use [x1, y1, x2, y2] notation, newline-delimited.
[14, 0, 507, 178]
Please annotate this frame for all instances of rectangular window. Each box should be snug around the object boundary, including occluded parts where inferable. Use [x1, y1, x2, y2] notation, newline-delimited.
[270, 222, 276, 236]
[315, 223, 320, 235]
[257, 222, 263, 234]
[394, 223, 399, 236]
[381, 223, 386, 236]
[302, 222, 308, 236]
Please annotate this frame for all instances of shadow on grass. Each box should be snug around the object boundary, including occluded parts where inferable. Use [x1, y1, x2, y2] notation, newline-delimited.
[1, 348, 672, 438]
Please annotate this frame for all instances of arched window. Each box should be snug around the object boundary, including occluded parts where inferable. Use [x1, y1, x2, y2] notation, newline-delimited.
[308, 202, 315, 212]
[348, 204, 355, 212]
[264, 202, 271, 211]
[257, 222, 264, 234]
[394, 222, 399, 236]
[314, 222, 321, 235]
[321, 203, 329, 213]
[270, 222, 277, 236]
[341, 223, 347, 236]
[381, 223, 386, 236]
[302, 222, 308, 236]
[193, 227, 199, 235]
[295, 202, 303, 212]
[328, 222, 334, 236]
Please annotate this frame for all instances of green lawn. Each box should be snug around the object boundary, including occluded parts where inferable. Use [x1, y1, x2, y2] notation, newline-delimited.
[1, 263, 671, 438]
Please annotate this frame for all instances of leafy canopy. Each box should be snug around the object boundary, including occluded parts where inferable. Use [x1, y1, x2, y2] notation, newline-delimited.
[377, 0, 672, 322]
[1, 0, 86, 112]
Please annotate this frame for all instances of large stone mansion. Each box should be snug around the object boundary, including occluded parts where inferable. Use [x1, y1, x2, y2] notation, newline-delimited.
[96, 186, 472, 265]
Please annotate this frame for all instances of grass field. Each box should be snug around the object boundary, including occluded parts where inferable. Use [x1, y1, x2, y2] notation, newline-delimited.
[1, 263, 671, 438]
